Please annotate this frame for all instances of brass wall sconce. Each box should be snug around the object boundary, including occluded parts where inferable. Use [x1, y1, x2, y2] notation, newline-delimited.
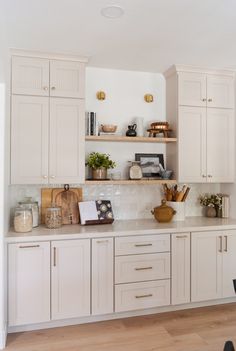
[144, 94, 154, 103]
[96, 91, 106, 100]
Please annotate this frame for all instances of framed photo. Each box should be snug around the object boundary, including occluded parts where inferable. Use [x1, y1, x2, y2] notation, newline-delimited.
[135, 153, 164, 178]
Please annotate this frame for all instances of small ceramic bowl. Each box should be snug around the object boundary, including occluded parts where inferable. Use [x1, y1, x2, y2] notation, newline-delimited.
[101, 124, 117, 133]
[160, 170, 173, 180]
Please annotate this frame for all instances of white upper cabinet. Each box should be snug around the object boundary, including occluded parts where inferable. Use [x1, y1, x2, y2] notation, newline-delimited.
[51, 239, 90, 320]
[12, 56, 85, 99]
[8, 242, 50, 326]
[12, 56, 49, 96]
[178, 72, 207, 107]
[178, 71, 234, 109]
[50, 60, 85, 99]
[178, 106, 207, 182]
[11, 95, 49, 184]
[207, 75, 234, 109]
[207, 108, 234, 182]
[49, 98, 85, 184]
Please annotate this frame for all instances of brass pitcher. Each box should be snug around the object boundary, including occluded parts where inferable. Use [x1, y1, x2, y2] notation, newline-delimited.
[151, 199, 176, 223]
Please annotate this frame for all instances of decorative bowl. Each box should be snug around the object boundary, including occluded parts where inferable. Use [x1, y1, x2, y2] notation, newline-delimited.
[101, 124, 117, 133]
[150, 122, 169, 130]
[160, 170, 173, 179]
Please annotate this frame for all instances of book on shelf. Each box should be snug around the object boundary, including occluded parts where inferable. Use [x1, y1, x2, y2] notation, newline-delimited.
[86, 112, 99, 136]
[222, 195, 230, 218]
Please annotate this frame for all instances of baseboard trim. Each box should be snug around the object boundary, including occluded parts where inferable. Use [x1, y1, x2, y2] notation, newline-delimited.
[0, 323, 7, 350]
[7, 297, 236, 334]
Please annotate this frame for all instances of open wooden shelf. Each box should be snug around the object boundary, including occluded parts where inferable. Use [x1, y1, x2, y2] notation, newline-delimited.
[85, 179, 177, 185]
[85, 135, 177, 143]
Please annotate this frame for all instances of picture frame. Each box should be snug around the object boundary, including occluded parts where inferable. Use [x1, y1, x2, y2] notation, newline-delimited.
[135, 153, 164, 178]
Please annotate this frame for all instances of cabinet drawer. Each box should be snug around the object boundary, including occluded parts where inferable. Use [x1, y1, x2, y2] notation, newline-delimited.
[115, 280, 170, 312]
[115, 235, 170, 256]
[115, 253, 170, 284]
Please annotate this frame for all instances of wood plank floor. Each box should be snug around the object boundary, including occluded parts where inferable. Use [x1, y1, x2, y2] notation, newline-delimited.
[6, 303, 236, 351]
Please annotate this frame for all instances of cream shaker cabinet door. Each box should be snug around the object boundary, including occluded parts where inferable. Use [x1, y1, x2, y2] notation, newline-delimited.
[191, 232, 222, 302]
[207, 75, 234, 109]
[12, 56, 49, 96]
[207, 108, 234, 183]
[222, 231, 236, 298]
[51, 239, 90, 320]
[8, 242, 50, 326]
[11, 95, 49, 184]
[50, 60, 85, 98]
[178, 72, 207, 107]
[49, 98, 85, 184]
[92, 238, 114, 315]
[171, 233, 190, 305]
[178, 106, 207, 183]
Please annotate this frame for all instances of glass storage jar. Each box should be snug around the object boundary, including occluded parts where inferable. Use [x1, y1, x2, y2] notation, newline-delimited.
[18, 197, 39, 227]
[45, 206, 62, 229]
[14, 206, 33, 233]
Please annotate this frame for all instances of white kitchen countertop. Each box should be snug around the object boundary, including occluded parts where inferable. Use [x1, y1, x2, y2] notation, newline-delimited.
[5, 217, 236, 243]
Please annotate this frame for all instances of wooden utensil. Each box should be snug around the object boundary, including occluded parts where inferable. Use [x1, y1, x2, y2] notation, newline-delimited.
[182, 187, 190, 202]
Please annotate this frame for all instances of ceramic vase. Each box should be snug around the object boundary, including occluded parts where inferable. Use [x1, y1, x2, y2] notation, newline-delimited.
[206, 206, 216, 218]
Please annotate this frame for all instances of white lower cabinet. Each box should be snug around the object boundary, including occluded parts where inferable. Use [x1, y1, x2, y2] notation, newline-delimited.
[51, 239, 90, 320]
[171, 233, 190, 305]
[8, 242, 50, 326]
[92, 238, 114, 315]
[115, 280, 170, 313]
[191, 230, 236, 302]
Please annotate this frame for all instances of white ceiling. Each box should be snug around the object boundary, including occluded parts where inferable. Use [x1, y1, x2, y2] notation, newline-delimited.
[2, 0, 236, 72]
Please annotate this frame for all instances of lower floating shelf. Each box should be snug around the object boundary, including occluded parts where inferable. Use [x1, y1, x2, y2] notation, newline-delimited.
[85, 179, 177, 185]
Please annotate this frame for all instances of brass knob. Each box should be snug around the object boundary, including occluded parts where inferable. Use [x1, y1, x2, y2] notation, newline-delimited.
[42, 175, 48, 179]
[208, 175, 213, 178]
[202, 98, 206, 102]
[51, 87, 56, 90]
[202, 175, 207, 178]
[208, 98, 212, 102]
[43, 86, 48, 91]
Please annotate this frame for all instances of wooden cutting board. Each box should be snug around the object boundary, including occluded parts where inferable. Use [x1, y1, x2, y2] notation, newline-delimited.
[41, 186, 83, 224]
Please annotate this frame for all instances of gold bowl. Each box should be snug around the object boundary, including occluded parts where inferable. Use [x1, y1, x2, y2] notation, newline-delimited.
[101, 124, 117, 133]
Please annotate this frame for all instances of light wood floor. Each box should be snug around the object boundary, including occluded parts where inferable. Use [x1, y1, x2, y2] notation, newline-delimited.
[6, 303, 236, 351]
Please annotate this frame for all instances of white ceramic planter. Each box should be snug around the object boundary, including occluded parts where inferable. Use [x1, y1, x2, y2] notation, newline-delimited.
[166, 201, 185, 221]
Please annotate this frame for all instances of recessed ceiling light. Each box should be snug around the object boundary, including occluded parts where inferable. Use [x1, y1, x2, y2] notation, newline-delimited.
[101, 5, 124, 19]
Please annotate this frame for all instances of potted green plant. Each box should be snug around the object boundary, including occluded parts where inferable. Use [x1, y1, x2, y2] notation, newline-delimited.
[86, 152, 116, 180]
[199, 193, 223, 217]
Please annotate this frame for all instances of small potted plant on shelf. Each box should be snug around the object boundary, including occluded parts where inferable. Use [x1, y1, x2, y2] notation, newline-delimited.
[86, 152, 116, 180]
[199, 193, 223, 218]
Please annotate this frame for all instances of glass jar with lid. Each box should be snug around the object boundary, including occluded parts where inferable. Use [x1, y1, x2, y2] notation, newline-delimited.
[45, 206, 62, 229]
[14, 206, 33, 233]
[18, 197, 39, 227]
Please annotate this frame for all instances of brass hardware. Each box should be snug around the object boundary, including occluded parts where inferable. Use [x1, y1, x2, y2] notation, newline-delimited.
[96, 91, 106, 100]
[135, 266, 153, 271]
[176, 235, 188, 238]
[202, 175, 207, 178]
[135, 243, 152, 247]
[224, 236, 228, 252]
[51, 87, 56, 90]
[19, 245, 40, 249]
[97, 240, 109, 243]
[42, 175, 48, 179]
[43, 86, 48, 91]
[53, 247, 56, 267]
[135, 294, 153, 299]
[202, 98, 207, 102]
[208, 98, 212, 102]
[144, 94, 154, 103]
[219, 236, 223, 252]
[208, 175, 213, 178]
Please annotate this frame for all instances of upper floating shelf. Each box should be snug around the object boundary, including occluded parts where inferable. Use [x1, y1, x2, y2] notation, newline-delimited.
[85, 136, 177, 143]
[85, 179, 177, 185]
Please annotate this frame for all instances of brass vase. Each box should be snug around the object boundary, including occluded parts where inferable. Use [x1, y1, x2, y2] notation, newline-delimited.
[92, 168, 107, 180]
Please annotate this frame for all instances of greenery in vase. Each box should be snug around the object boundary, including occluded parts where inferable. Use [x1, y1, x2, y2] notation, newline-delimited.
[86, 152, 116, 170]
[199, 193, 222, 209]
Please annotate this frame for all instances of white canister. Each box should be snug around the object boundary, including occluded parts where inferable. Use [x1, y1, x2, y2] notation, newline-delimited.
[166, 201, 185, 221]
[134, 117, 144, 137]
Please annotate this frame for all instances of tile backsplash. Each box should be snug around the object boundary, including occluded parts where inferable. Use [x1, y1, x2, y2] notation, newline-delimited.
[9, 183, 221, 224]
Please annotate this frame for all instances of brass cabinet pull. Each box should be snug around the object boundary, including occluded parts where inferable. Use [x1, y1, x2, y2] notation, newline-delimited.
[19, 245, 40, 249]
[176, 235, 188, 239]
[208, 98, 213, 102]
[135, 243, 152, 247]
[219, 236, 223, 252]
[135, 294, 153, 299]
[53, 247, 56, 267]
[135, 266, 153, 271]
[97, 240, 109, 244]
[224, 236, 228, 252]
[202, 98, 207, 102]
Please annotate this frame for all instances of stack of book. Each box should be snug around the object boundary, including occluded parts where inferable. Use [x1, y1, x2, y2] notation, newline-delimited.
[86, 112, 99, 136]
[222, 195, 230, 218]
